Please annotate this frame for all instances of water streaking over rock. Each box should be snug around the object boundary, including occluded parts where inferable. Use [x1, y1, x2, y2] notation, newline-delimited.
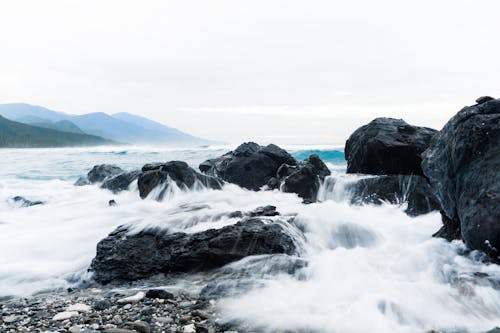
[0, 144, 499, 333]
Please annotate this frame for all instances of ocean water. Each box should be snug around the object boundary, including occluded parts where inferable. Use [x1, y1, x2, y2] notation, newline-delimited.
[0, 145, 499, 333]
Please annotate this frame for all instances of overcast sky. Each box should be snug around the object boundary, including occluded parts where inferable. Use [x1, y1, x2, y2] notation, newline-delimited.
[0, 0, 499, 144]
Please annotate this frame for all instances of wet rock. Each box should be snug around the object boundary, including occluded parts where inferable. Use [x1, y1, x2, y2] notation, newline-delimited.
[101, 170, 141, 193]
[90, 218, 297, 283]
[74, 177, 91, 186]
[346, 175, 440, 216]
[145, 289, 174, 300]
[422, 98, 500, 260]
[108, 199, 117, 207]
[125, 320, 151, 333]
[280, 154, 331, 202]
[88, 164, 124, 183]
[247, 205, 280, 217]
[66, 303, 91, 313]
[432, 213, 461, 242]
[10, 196, 44, 207]
[138, 161, 222, 199]
[183, 324, 196, 333]
[199, 142, 296, 190]
[345, 117, 437, 175]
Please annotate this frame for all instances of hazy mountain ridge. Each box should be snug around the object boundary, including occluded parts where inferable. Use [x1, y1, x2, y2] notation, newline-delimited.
[0, 103, 214, 146]
[0, 115, 114, 147]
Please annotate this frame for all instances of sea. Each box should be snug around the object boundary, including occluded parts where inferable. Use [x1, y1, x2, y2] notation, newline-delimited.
[0, 145, 499, 333]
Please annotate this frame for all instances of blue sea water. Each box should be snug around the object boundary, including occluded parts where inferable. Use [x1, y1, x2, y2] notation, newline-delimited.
[0, 144, 499, 333]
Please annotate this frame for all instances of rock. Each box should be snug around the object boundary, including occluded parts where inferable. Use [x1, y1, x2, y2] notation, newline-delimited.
[145, 289, 174, 300]
[88, 164, 124, 183]
[422, 98, 500, 260]
[74, 177, 90, 186]
[346, 175, 440, 216]
[476, 96, 495, 104]
[345, 117, 437, 175]
[109, 199, 117, 207]
[247, 205, 280, 217]
[280, 154, 331, 202]
[66, 303, 91, 313]
[90, 218, 297, 283]
[52, 311, 79, 321]
[199, 142, 296, 190]
[431, 212, 461, 242]
[2, 314, 19, 323]
[125, 321, 151, 333]
[93, 299, 112, 311]
[138, 161, 222, 199]
[484, 328, 500, 333]
[10, 196, 44, 207]
[102, 329, 136, 333]
[117, 292, 145, 304]
[101, 170, 141, 193]
[183, 324, 196, 333]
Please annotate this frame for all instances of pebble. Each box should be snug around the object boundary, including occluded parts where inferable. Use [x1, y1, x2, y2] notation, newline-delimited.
[2, 315, 19, 323]
[94, 299, 112, 311]
[183, 323, 196, 333]
[117, 291, 145, 304]
[52, 311, 79, 321]
[67, 303, 92, 312]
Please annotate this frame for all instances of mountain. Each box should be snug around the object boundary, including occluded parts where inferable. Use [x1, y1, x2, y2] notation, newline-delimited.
[17, 117, 86, 134]
[0, 116, 114, 148]
[0, 103, 215, 146]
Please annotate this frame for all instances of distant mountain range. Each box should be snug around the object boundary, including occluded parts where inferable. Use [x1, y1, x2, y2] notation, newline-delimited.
[0, 115, 115, 147]
[0, 103, 214, 146]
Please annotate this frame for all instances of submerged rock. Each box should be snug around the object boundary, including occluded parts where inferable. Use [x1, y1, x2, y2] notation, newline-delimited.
[346, 175, 440, 216]
[90, 218, 297, 283]
[199, 142, 296, 190]
[422, 98, 500, 260]
[280, 154, 331, 202]
[345, 118, 437, 175]
[137, 161, 222, 199]
[10, 196, 44, 207]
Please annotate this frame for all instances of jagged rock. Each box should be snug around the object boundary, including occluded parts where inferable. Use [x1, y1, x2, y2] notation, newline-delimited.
[90, 218, 297, 283]
[87, 164, 124, 183]
[280, 154, 331, 202]
[74, 177, 90, 186]
[346, 175, 440, 216]
[199, 142, 296, 190]
[422, 98, 500, 260]
[476, 96, 495, 104]
[137, 161, 222, 199]
[10, 196, 44, 207]
[345, 118, 437, 175]
[101, 170, 141, 193]
[145, 289, 174, 300]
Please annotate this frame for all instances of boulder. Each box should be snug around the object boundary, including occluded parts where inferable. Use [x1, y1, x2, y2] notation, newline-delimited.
[345, 118, 437, 175]
[89, 218, 297, 283]
[345, 175, 440, 216]
[199, 142, 296, 190]
[280, 154, 331, 202]
[101, 170, 141, 193]
[137, 161, 222, 199]
[87, 164, 124, 183]
[422, 98, 500, 260]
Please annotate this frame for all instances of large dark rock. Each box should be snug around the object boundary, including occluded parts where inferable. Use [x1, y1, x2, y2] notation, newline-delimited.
[101, 170, 141, 193]
[89, 218, 297, 283]
[422, 98, 500, 260]
[138, 161, 222, 199]
[87, 164, 124, 183]
[346, 175, 440, 216]
[199, 142, 296, 190]
[345, 118, 437, 175]
[280, 154, 331, 202]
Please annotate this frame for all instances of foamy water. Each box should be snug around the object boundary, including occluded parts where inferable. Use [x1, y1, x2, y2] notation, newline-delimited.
[0, 146, 499, 333]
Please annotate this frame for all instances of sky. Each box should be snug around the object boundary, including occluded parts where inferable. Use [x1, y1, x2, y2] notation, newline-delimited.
[0, 0, 499, 144]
